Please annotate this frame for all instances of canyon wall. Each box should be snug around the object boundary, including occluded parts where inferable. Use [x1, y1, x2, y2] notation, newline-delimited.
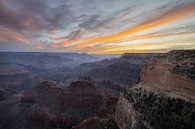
[141, 50, 195, 100]
[115, 50, 195, 129]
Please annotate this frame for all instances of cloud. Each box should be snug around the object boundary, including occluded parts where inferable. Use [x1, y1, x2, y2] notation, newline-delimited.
[0, 0, 75, 49]
[67, 30, 82, 40]
[49, 30, 83, 47]
[73, 3, 195, 49]
[79, 14, 99, 29]
[0, 0, 195, 53]
[35, 43, 46, 50]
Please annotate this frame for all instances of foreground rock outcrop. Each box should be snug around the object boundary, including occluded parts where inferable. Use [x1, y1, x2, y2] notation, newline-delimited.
[115, 50, 195, 129]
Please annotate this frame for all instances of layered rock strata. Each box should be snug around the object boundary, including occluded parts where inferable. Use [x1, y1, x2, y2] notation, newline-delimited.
[115, 50, 195, 129]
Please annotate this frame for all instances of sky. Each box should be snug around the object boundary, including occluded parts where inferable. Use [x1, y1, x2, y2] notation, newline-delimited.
[0, 0, 195, 54]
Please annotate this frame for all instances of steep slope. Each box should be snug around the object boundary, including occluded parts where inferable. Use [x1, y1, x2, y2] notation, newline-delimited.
[115, 50, 195, 129]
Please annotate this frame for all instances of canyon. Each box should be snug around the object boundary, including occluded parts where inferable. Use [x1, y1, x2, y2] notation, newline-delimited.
[0, 50, 194, 129]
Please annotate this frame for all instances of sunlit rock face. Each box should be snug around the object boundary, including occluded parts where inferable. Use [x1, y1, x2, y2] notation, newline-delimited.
[140, 50, 195, 100]
[115, 50, 195, 129]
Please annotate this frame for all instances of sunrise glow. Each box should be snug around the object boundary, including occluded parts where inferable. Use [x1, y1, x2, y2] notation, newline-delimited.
[0, 0, 195, 53]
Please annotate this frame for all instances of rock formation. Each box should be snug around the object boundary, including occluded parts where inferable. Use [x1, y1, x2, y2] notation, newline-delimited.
[23, 80, 122, 129]
[26, 80, 103, 128]
[140, 50, 195, 100]
[115, 50, 195, 129]
[0, 52, 103, 100]
[1, 50, 194, 129]
[85, 62, 141, 87]
[0, 79, 122, 129]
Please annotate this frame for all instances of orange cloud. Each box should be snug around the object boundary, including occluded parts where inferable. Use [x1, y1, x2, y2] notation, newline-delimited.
[0, 28, 30, 43]
[15, 34, 30, 43]
[81, 37, 195, 54]
[36, 44, 45, 49]
[113, 31, 195, 44]
[74, 4, 195, 49]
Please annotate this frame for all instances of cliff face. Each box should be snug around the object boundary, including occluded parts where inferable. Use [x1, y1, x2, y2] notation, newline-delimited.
[115, 50, 195, 129]
[141, 50, 195, 100]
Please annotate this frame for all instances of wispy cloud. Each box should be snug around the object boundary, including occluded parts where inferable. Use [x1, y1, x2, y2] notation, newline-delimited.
[0, 0, 195, 53]
[73, 3, 195, 49]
